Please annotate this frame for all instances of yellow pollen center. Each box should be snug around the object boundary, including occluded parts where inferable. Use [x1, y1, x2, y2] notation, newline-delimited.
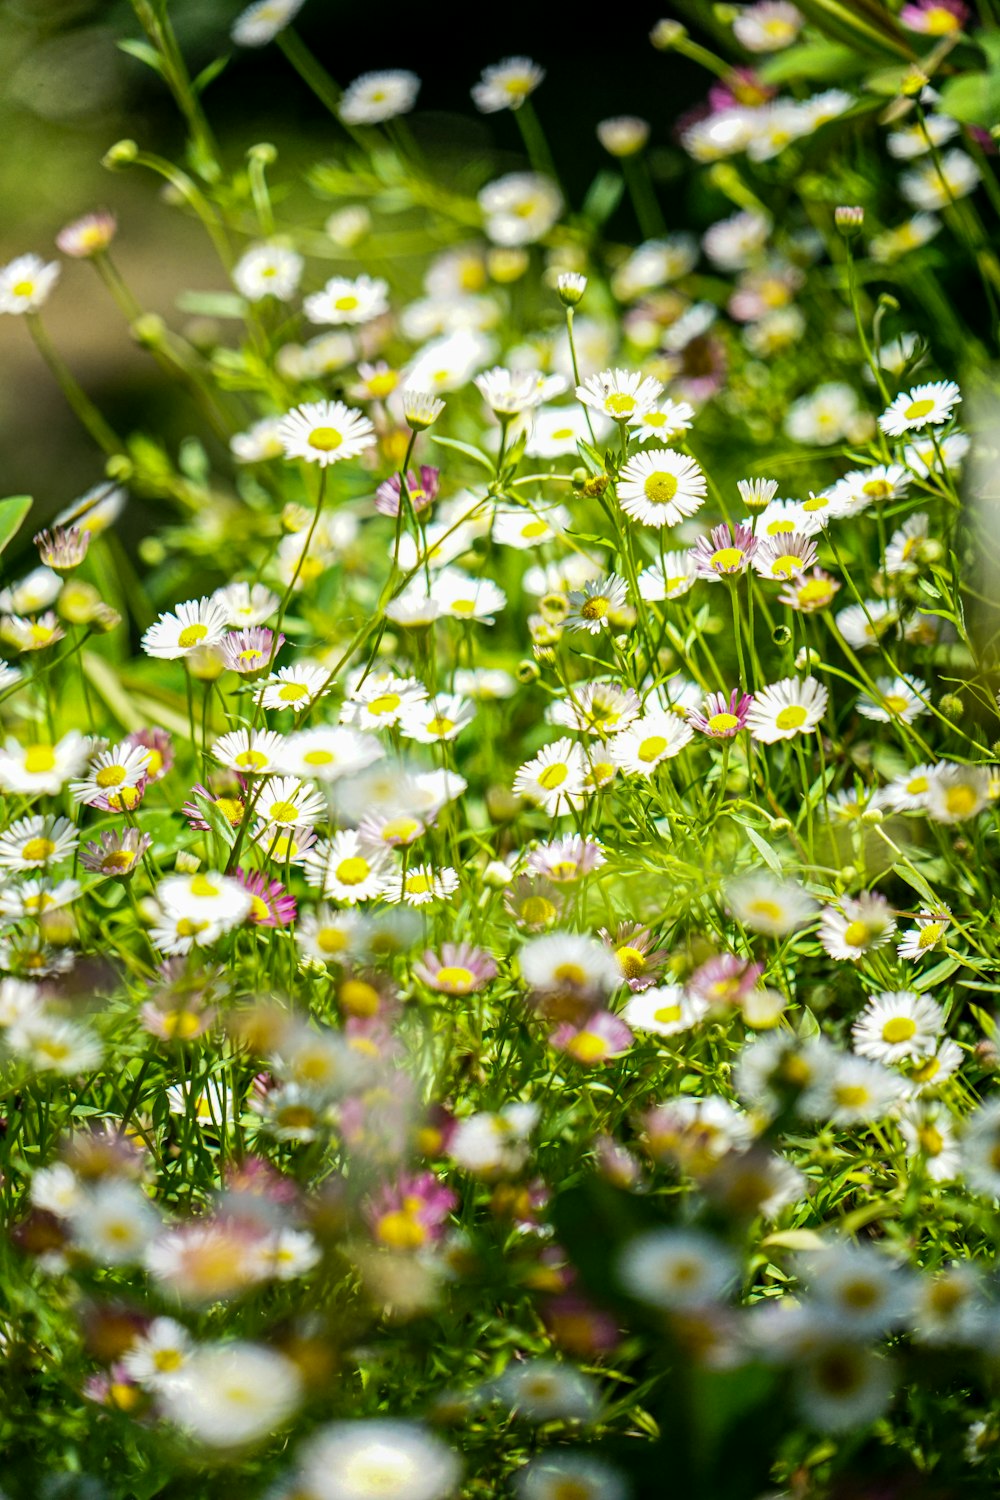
[434, 965, 476, 990]
[775, 704, 807, 730]
[834, 1083, 869, 1108]
[177, 624, 208, 649]
[335, 857, 369, 886]
[711, 546, 742, 570]
[605, 393, 636, 417]
[22, 837, 56, 862]
[554, 962, 587, 985]
[644, 471, 679, 504]
[904, 398, 935, 420]
[268, 800, 300, 823]
[334, 295, 359, 311]
[316, 927, 347, 954]
[882, 1016, 917, 1044]
[945, 785, 977, 817]
[537, 763, 568, 790]
[96, 766, 126, 788]
[102, 850, 136, 871]
[189, 875, 220, 898]
[368, 693, 400, 716]
[425, 716, 455, 736]
[581, 597, 610, 620]
[522, 520, 548, 538]
[843, 920, 873, 948]
[883, 694, 909, 715]
[277, 683, 307, 701]
[616, 945, 646, 977]
[638, 735, 668, 762]
[235, 749, 268, 771]
[749, 898, 783, 922]
[303, 748, 334, 765]
[24, 745, 56, 774]
[160, 1010, 202, 1040]
[769, 554, 800, 578]
[308, 426, 343, 451]
[918, 922, 943, 947]
[654, 1003, 682, 1024]
[405, 873, 432, 895]
[707, 712, 739, 733]
[570, 1031, 610, 1063]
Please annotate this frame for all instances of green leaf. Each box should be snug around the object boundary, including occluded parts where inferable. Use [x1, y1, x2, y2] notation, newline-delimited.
[0, 495, 32, 558]
[744, 826, 784, 876]
[758, 40, 858, 85]
[913, 956, 959, 992]
[937, 70, 1000, 127]
[175, 290, 247, 318]
[192, 53, 230, 95]
[193, 792, 238, 850]
[581, 169, 626, 227]
[117, 38, 168, 75]
[429, 435, 494, 472]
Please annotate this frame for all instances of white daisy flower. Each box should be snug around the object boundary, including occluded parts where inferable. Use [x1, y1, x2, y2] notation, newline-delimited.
[903, 430, 969, 477]
[515, 1453, 627, 1500]
[549, 682, 641, 736]
[0, 815, 77, 871]
[405, 328, 496, 395]
[616, 448, 707, 528]
[898, 1105, 962, 1186]
[6, 1012, 102, 1074]
[472, 56, 545, 113]
[0, 878, 81, 919]
[142, 597, 229, 659]
[819, 893, 896, 962]
[629, 399, 695, 442]
[637, 553, 697, 601]
[870, 212, 941, 263]
[857, 674, 929, 724]
[232, 242, 303, 302]
[852, 990, 944, 1064]
[303, 831, 393, 903]
[796, 1346, 893, 1433]
[339, 70, 421, 125]
[514, 738, 587, 815]
[398, 693, 475, 744]
[474, 365, 548, 416]
[835, 599, 897, 650]
[0, 253, 60, 315]
[430, 570, 507, 624]
[255, 662, 331, 711]
[212, 728, 285, 775]
[526, 404, 608, 458]
[253, 775, 326, 829]
[0, 566, 61, 615]
[156, 1342, 302, 1448]
[703, 209, 772, 270]
[885, 513, 930, 575]
[68, 1181, 160, 1266]
[231, 0, 304, 46]
[340, 671, 427, 731]
[229, 418, 284, 464]
[274, 728, 381, 786]
[384, 863, 459, 907]
[878, 380, 961, 437]
[210, 581, 279, 628]
[801, 1053, 904, 1124]
[297, 1420, 460, 1500]
[121, 1318, 193, 1390]
[623, 984, 707, 1037]
[618, 1227, 737, 1308]
[887, 113, 960, 159]
[565, 574, 629, 634]
[746, 676, 828, 742]
[733, 0, 804, 51]
[277, 399, 376, 465]
[900, 149, 980, 211]
[478, 173, 563, 246]
[726, 872, 816, 935]
[491, 504, 569, 549]
[925, 763, 992, 823]
[896, 908, 950, 960]
[70, 740, 151, 807]
[611, 711, 694, 776]
[0, 732, 89, 796]
[157, 871, 253, 929]
[824, 463, 911, 512]
[576, 367, 663, 422]
[305, 273, 389, 326]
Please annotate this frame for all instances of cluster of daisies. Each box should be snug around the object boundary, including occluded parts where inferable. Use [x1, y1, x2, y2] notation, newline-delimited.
[3, 1, 1000, 1497]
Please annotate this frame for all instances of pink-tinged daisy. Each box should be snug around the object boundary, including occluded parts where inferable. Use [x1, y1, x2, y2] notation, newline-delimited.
[34, 525, 90, 573]
[819, 892, 897, 962]
[182, 783, 247, 831]
[526, 837, 606, 883]
[689, 954, 763, 1008]
[690, 520, 757, 580]
[751, 532, 817, 582]
[374, 465, 440, 518]
[80, 828, 151, 878]
[778, 567, 840, 612]
[549, 1010, 633, 1064]
[504, 876, 565, 931]
[56, 210, 117, 258]
[413, 943, 498, 995]
[899, 0, 969, 33]
[357, 810, 426, 850]
[220, 627, 283, 676]
[688, 690, 753, 738]
[125, 728, 173, 784]
[235, 870, 296, 927]
[746, 676, 828, 742]
[366, 1172, 457, 1251]
[600, 922, 668, 991]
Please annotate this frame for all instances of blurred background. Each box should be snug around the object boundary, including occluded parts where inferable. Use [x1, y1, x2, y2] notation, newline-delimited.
[0, 0, 694, 524]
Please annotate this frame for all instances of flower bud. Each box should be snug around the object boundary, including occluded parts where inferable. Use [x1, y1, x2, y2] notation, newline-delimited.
[103, 139, 139, 169]
[556, 272, 587, 307]
[247, 141, 277, 164]
[650, 18, 686, 48]
[835, 205, 865, 238]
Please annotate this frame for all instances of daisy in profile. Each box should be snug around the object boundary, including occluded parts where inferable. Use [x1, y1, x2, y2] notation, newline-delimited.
[430, 570, 507, 624]
[857, 674, 928, 724]
[515, 1453, 627, 1500]
[565, 575, 628, 634]
[752, 533, 817, 582]
[551, 1011, 633, 1064]
[900, 150, 979, 211]
[900, 0, 969, 32]
[611, 710, 694, 776]
[80, 828, 151, 878]
[819, 892, 896, 961]
[277, 399, 376, 465]
[514, 739, 587, 815]
[897, 907, 951, 959]
[142, 597, 228, 659]
[726, 871, 816, 935]
[746, 676, 828, 742]
[576, 368, 663, 423]
[212, 581, 279, 627]
[338, 70, 421, 126]
[231, 0, 304, 46]
[879, 380, 961, 437]
[617, 449, 707, 528]
[637, 553, 696, 601]
[472, 57, 545, 112]
[305, 274, 389, 326]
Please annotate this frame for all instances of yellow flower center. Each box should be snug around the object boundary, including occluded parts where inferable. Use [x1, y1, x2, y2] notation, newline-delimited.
[581, 597, 610, 620]
[380, 817, 420, 843]
[153, 1348, 185, 1372]
[22, 837, 56, 862]
[340, 978, 380, 1014]
[707, 712, 738, 733]
[537, 763, 568, 790]
[522, 519, 548, 538]
[769, 553, 800, 578]
[277, 683, 307, 701]
[268, 799, 299, 823]
[570, 1030, 611, 1063]
[653, 1003, 682, 1024]
[797, 578, 833, 606]
[605, 393, 636, 417]
[882, 693, 909, 715]
[711, 546, 742, 570]
[96, 765, 126, 788]
[644, 471, 679, 504]
[748, 898, 783, 922]
[376, 1207, 427, 1250]
[102, 850, 136, 872]
[922, 5, 961, 32]
[405, 872, 433, 895]
[775, 704, 807, 729]
[215, 797, 245, 825]
[177, 623, 208, 649]
[334, 295, 360, 312]
[335, 857, 370, 886]
[521, 896, 556, 925]
[904, 398, 935, 420]
[366, 372, 397, 398]
[316, 927, 348, 954]
[843, 920, 874, 948]
[13, 279, 36, 297]
[425, 716, 455, 737]
[434, 965, 476, 990]
[235, 749, 268, 770]
[918, 922, 943, 947]
[554, 961, 587, 985]
[616, 945, 646, 977]
[309, 426, 343, 451]
[882, 1016, 917, 1044]
[189, 875, 220, 898]
[944, 784, 978, 817]
[24, 745, 56, 774]
[302, 748, 334, 765]
[368, 692, 400, 716]
[638, 735, 668, 762]
[834, 1083, 869, 1109]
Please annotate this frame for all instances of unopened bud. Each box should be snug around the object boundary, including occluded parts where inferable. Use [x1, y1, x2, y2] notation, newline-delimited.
[939, 693, 964, 719]
[650, 18, 686, 48]
[516, 659, 541, 684]
[247, 141, 277, 165]
[975, 1039, 999, 1071]
[556, 272, 587, 307]
[103, 139, 138, 169]
[835, 205, 865, 238]
[860, 807, 883, 826]
[175, 851, 201, 874]
[482, 859, 513, 890]
[132, 313, 166, 348]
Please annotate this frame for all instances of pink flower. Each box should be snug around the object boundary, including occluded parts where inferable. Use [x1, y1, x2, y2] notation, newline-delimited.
[549, 1010, 633, 1064]
[374, 465, 440, 518]
[126, 727, 174, 783]
[688, 690, 754, 739]
[366, 1171, 457, 1250]
[690, 521, 757, 580]
[413, 942, 498, 995]
[235, 869, 296, 927]
[899, 0, 969, 34]
[688, 954, 763, 1007]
